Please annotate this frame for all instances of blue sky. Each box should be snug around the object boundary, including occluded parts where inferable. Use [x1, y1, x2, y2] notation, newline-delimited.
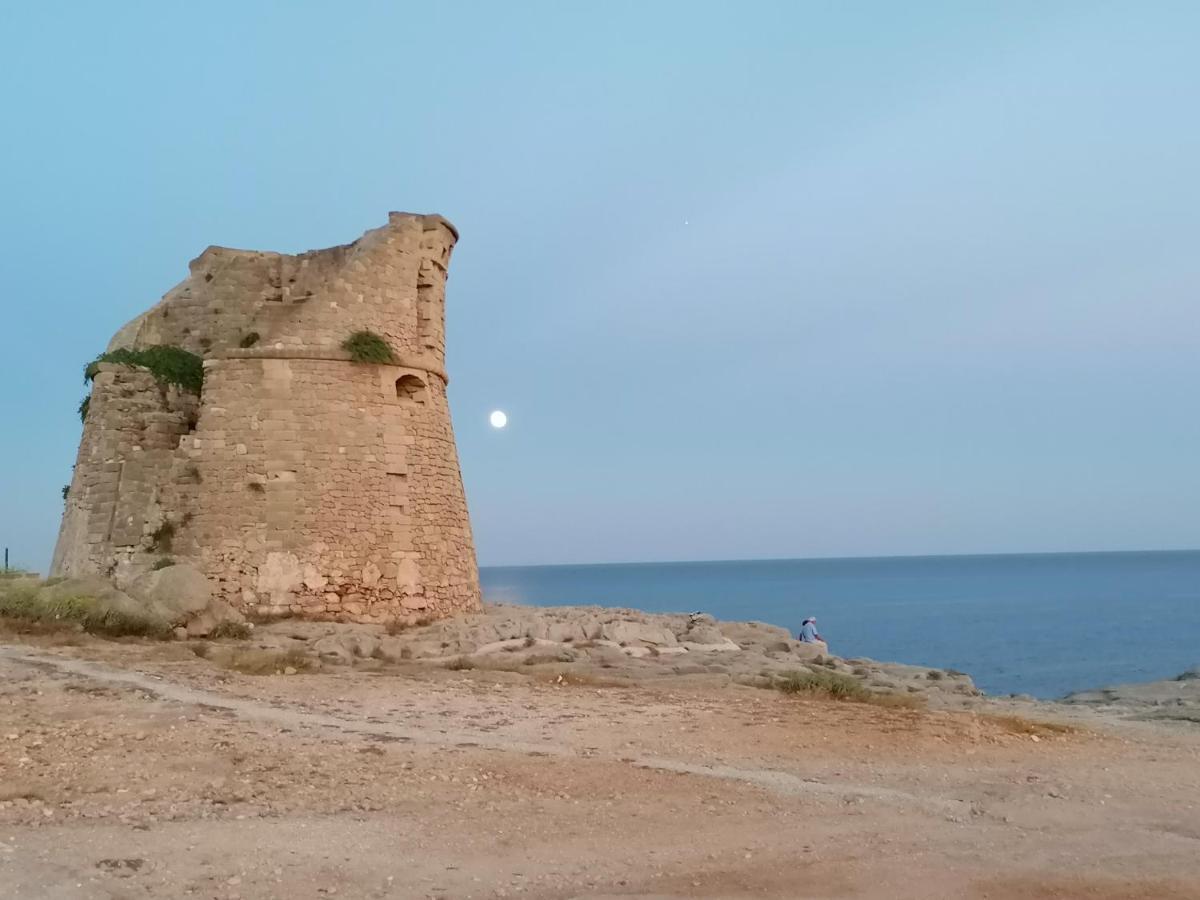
[1, 1, 1197, 569]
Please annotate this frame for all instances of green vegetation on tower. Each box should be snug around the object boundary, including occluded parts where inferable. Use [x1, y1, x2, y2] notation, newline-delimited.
[84, 345, 204, 394]
[341, 330, 397, 364]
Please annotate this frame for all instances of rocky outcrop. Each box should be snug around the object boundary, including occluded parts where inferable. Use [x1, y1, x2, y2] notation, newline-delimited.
[126, 564, 245, 637]
[1061, 667, 1200, 724]
[128, 565, 212, 621]
[226, 603, 981, 705]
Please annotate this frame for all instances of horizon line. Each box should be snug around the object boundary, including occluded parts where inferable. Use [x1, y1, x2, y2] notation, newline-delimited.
[479, 546, 1200, 571]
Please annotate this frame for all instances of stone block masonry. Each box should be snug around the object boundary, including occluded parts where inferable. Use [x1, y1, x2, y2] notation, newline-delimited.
[52, 213, 481, 623]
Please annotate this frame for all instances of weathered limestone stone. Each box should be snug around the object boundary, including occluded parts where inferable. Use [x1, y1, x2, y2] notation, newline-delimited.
[128, 565, 212, 623]
[680, 640, 742, 653]
[361, 563, 382, 588]
[302, 564, 327, 592]
[185, 599, 245, 638]
[599, 621, 678, 647]
[546, 621, 587, 643]
[256, 552, 302, 607]
[396, 558, 422, 594]
[312, 631, 380, 664]
[51, 213, 481, 624]
[716, 621, 793, 648]
[682, 624, 726, 645]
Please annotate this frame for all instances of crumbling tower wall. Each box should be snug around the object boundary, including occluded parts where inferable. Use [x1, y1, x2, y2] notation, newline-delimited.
[52, 213, 480, 622]
[53, 366, 201, 583]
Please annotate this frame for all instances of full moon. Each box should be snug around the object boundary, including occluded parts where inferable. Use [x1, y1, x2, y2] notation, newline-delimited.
[489, 410, 508, 429]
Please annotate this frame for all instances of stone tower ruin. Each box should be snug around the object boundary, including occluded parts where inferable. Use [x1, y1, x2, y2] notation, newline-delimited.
[52, 212, 481, 622]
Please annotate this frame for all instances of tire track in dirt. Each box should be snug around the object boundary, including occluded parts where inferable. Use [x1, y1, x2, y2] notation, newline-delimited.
[0, 644, 971, 819]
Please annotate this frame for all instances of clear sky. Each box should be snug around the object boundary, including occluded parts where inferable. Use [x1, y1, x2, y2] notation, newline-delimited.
[1, 2, 1197, 569]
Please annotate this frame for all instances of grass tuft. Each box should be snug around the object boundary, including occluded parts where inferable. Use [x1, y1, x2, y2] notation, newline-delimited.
[219, 647, 314, 675]
[772, 668, 925, 709]
[341, 330, 397, 364]
[775, 669, 872, 701]
[208, 620, 253, 640]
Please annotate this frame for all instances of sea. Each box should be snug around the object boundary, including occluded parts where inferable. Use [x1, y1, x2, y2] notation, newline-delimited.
[480, 550, 1200, 700]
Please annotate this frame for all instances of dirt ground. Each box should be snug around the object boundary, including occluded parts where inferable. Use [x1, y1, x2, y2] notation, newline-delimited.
[1, 632, 1199, 900]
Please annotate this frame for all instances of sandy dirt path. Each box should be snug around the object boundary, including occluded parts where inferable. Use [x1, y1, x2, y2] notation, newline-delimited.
[2, 637, 1199, 899]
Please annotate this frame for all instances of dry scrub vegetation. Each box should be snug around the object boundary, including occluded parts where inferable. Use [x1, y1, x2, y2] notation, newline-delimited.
[771, 668, 926, 709]
[191, 643, 316, 675]
[0, 579, 171, 639]
[983, 713, 1078, 737]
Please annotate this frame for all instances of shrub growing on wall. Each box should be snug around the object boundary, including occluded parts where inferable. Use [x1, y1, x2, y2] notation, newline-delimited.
[84, 346, 204, 394]
[150, 521, 175, 552]
[341, 330, 397, 364]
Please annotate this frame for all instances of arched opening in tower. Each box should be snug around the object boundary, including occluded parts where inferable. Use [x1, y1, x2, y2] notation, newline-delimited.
[395, 374, 426, 404]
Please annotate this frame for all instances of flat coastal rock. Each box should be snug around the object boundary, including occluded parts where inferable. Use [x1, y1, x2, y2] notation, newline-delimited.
[244, 602, 981, 705]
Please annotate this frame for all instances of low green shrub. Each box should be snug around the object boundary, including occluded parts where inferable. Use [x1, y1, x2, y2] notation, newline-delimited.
[84, 345, 204, 394]
[78, 395, 90, 423]
[341, 330, 396, 364]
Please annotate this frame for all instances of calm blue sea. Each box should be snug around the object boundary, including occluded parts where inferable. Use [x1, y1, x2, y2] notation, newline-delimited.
[480, 551, 1200, 699]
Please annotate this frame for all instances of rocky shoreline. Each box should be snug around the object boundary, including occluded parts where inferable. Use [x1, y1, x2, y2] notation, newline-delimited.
[1058, 666, 1200, 724]
[213, 601, 983, 707]
[208, 603, 1200, 726]
[5, 569, 1197, 724]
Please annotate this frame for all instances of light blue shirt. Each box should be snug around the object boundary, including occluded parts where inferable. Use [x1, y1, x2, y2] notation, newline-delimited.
[799, 622, 820, 642]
